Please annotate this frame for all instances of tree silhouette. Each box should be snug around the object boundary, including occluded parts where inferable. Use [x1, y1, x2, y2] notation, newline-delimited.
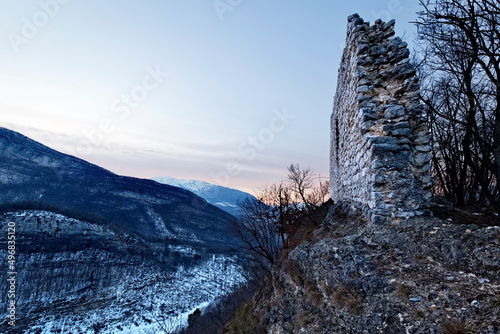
[415, 0, 500, 212]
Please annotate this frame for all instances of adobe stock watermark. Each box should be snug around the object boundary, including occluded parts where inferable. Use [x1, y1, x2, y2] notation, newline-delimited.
[76, 65, 169, 156]
[8, 0, 71, 54]
[213, 0, 243, 21]
[210, 107, 295, 186]
[370, 0, 408, 24]
[6, 221, 17, 327]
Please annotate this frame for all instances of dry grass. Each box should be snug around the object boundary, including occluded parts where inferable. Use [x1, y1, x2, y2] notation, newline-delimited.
[295, 311, 315, 329]
[282, 259, 304, 286]
[396, 283, 413, 299]
[304, 279, 323, 308]
[413, 308, 426, 319]
[332, 283, 365, 315]
[441, 319, 473, 334]
[373, 257, 388, 275]
[345, 297, 364, 315]
[227, 301, 261, 334]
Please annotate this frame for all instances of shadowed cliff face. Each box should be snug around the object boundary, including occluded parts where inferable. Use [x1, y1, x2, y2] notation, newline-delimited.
[0, 211, 245, 333]
[0, 127, 240, 249]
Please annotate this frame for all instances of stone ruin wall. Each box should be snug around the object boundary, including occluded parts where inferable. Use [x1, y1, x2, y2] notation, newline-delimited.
[330, 14, 433, 224]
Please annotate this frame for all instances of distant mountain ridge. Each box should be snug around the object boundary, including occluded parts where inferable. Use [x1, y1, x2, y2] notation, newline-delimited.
[0, 127, 239, 249]
[152, 176, 256, 217]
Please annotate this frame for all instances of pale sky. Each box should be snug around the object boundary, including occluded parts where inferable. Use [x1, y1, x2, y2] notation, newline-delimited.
[0, 0, 422, 193]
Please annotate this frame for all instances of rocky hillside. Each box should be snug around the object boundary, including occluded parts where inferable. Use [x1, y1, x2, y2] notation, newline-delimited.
[0, 127, 239, 249]
[0, 210, 245, 333]
[252, 203, 500, 333]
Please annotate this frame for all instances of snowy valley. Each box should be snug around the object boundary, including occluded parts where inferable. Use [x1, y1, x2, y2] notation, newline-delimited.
[0, 210, 246, 333]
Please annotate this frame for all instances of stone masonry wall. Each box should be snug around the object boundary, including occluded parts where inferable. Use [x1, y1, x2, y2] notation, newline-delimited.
[330, 14, 433, 224]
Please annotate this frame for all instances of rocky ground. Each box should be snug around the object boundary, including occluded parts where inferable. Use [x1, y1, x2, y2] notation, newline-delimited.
[257, 203, 500, 333]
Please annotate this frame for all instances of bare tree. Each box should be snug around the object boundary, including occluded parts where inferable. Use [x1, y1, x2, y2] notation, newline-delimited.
[234, 194, 283, 277]
[150, 310, 184, 334]
[233, 164, 331, 277]
[287, 164, 330, 223]
[415, 0, 500, 212]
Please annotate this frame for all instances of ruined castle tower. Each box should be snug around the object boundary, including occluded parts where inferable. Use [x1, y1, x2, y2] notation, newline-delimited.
[330, 14, 433, 224]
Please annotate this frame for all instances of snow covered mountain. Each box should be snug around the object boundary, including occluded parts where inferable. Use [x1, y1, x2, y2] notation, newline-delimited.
[152, 177, 256, 217]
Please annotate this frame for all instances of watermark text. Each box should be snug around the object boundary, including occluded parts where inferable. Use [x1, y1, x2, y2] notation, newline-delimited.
[8, 0, 71, 54]
[6, 221, 17, 327]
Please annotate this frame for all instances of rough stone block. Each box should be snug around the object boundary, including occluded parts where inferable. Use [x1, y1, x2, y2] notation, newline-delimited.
[369, 136, 398, 145]
[359, 78, 371, 85]
[359, 100, 378, 108]
[358, 94, 372, 102]
[382, 19, 396, 31]
[373, 209, 391, 216]
[394, 211, 415, 219]
[421, 163, 431, 173]
[389, 48, 410, 62]
[391, 128, 410, 137]
[357, 44, 370, 54]
[406, 82, 420, 92]
[393, 121, 410, 130]
[361, 121, 375, 133]
[392, 63, 413, 75]
[373, 173, 387, 185]
[383, 30, 395, 38]
[384, 105, 405, 119]
[387, 37, 407, 51]
[415, 145, 432, 152]
[413, 135, 431, 145]
[357, 85, 371, 93]
[357, 58, 367, 65]
[353, 17, 365, 26]
[374, 57, 389, 65]
[371, 214, 387, 225]
[398, 137, 411, 145]
[413, 153, 432, 167]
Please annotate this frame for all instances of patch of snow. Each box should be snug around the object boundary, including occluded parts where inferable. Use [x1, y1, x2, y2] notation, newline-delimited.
[214, 202, 238, 208]
[19, 255, 246, 333]
[146, 207, 176, 239]
[152, 177, 212, 193]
